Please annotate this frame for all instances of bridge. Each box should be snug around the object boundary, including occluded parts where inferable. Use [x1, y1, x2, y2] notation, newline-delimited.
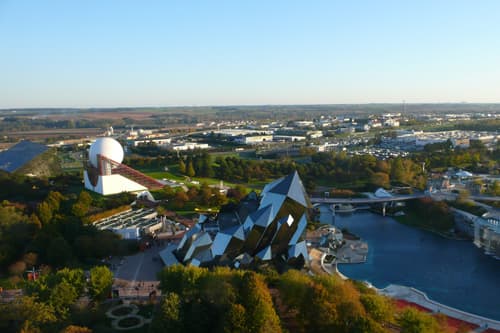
[310, 193, 427, 205]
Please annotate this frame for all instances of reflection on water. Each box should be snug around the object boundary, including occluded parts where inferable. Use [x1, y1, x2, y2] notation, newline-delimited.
[318, 206, 500, 320]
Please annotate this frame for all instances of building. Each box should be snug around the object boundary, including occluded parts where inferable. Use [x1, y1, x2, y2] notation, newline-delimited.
[160, 171, 311, 268]
[131, 138, 172, 147]
[93, 207, 168, 240]
[171, 142, 210, 151]
[383, 118, 400, 127]
[235, 135, 273, 145]
[475, 212, 500, 257]
[84, 137, 164, 195]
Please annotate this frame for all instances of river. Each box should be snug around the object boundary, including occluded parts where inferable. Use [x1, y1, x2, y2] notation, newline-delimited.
[318, 206, 500, 320]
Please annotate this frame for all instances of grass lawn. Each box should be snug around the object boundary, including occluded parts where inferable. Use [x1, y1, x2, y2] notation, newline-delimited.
[138, 163, 268, 191]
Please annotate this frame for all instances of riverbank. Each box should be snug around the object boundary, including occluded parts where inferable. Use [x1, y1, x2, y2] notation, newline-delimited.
[317, 247, 500, 331]
[394, 211, 469, 241]
[380, 284, 500, 331]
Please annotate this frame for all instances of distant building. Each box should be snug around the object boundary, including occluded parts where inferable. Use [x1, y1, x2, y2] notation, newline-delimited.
[294, 120, 314, 127]
[171, 142, 210, 151]
[383, 118, 400, 127]
[273, 135, 306, 142]
[235, 135, 273, 145]
[307, 130, 323, 139]
[131, 138, 172, 147]
[451, 138, 470, 148]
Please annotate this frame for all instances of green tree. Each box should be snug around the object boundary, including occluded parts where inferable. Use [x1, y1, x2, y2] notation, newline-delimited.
[489, 180, 500, 196]
[71, 191, 93, 218]
[88, 266, 113, 301]
[187, 161, 196, 177]
[397, 308, 440, 333]
[239, 272, 282, 333]
[179, 159, 186, 174]
[224, 303, 248, 333]
[0, 296, 57, 331]
[360, 294, 393, 323]
[49, 280, 78, 318]
[37, 202, 53, 225]
[151, 292, 183, 333]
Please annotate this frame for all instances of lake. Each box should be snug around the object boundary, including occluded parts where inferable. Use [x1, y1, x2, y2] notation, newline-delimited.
[318, 206, 500, 320]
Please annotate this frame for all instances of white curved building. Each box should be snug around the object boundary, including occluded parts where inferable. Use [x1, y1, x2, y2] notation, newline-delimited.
[84, 137, 163, 195]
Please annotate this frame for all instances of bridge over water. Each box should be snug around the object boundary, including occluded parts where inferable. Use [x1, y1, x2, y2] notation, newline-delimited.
[310, 193, 427, 205]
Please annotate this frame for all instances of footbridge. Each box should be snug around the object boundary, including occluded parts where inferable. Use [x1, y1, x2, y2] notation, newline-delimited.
[310, 193, 427, 205]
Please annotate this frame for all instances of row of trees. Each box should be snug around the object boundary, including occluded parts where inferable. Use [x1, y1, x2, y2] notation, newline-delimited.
[154, 265, 451, 333]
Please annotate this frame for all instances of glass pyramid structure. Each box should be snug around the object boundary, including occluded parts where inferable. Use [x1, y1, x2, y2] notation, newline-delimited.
[174, 171, 311, 268]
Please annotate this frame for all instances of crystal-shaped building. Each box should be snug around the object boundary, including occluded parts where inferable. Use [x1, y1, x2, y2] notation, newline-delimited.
[172, 171, 311, 268]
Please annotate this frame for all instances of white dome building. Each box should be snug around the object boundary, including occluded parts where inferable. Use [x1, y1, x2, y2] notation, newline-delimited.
[89, 137, 124, 168]
[84, 137, 163, 196]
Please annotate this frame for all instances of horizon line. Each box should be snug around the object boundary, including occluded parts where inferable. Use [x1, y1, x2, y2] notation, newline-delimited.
[2, 101, 500, 111]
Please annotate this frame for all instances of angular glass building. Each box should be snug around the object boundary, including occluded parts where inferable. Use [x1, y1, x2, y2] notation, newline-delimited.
[173, 171, 311, 268]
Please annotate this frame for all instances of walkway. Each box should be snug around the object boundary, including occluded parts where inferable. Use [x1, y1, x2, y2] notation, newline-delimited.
[379, 284, 500, 330]
[310, 193, 426, 204]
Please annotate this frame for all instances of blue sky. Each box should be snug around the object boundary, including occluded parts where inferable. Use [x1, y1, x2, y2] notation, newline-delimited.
[1, 0, 499, 108]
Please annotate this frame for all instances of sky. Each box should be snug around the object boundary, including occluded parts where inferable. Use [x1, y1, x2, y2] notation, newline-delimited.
[1, 0, 500, 108]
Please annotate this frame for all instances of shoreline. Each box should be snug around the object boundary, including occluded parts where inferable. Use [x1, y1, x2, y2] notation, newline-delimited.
[331, 261, 500, 329]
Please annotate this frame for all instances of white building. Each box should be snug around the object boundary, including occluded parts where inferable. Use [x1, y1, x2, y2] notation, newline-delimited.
[171, 142, 210, 151]
[235, 135, 273, 145]
[84, 137, 164, 195]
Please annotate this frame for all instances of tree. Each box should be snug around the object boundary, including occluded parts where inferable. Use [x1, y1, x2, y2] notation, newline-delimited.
[360, 294, 393, 323]
[0, 296, 57, 330]
[71, 191, 93, 218]
[37, 202, 53, 225]
[224, 303, 248, 333]
[489, 180, 500, 196]
[187, 161, 196, 177]
[151, 292, 183, 333]
[49, 280, 78, 318]
[370, 172, 390, 189]
[239, 272, 282, 333]
[60, 325, 92, 333]
[88, 266, 113, 301]
[46, 237, 73, 267]
[173, 191, 189, 209]
[179, 159, 186, 174]
[397, 308, 440, 333]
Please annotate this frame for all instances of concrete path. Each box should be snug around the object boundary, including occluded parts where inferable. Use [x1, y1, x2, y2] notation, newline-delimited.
[380, 284, 500, 330]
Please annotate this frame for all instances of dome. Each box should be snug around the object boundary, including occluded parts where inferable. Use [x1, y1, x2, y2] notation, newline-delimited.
[89, 137, 124, 168]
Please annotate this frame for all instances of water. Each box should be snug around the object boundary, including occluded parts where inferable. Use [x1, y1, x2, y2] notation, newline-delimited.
[318, 206, 500, 320]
